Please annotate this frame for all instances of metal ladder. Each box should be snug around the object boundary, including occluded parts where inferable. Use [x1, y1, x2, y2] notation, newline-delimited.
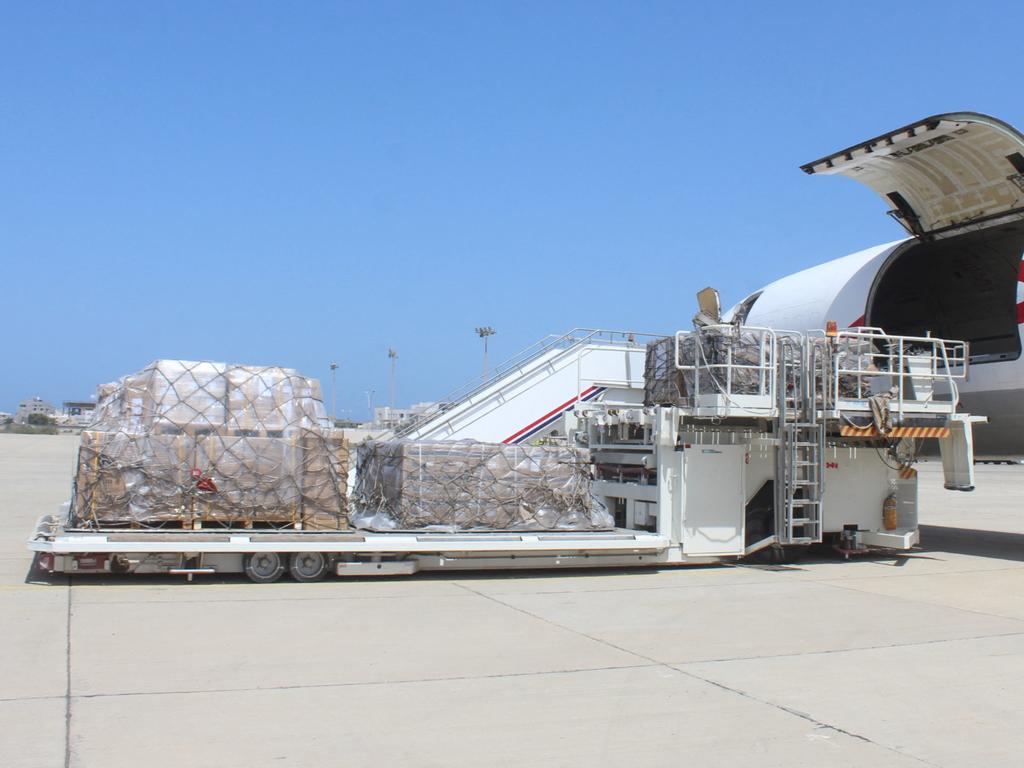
[774, 336, 825, 545]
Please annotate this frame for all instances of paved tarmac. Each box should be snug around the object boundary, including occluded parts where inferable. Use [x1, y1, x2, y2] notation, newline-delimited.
[1, 433, 1023, 767]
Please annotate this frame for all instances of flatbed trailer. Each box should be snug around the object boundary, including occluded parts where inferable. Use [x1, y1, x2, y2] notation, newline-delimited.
[28, 324, 981, 582]
[29, 512, 686, 581]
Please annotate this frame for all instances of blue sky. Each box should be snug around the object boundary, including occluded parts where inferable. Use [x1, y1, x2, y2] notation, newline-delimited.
[2, 1, 1022, 418]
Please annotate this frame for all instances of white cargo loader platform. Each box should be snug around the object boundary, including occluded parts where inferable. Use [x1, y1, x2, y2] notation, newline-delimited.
[29, 323, 981, 581]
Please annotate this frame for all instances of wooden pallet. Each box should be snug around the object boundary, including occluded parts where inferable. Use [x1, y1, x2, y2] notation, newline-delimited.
[89, 515, 350, 532]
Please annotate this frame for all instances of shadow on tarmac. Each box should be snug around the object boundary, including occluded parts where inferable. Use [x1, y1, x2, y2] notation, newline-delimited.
[918, 524, 1024, 563]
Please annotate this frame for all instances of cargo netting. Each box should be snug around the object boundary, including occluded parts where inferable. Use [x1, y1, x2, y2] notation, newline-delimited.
[645, 330, 765, 405]
[351, 439, 613, 532]
[834, 336, 885, 399]
[643, 336, 687, 406]
[71, 360, 348, 530]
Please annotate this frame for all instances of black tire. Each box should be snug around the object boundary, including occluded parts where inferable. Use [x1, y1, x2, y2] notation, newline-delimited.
[777, 544, 809, 564]
[244, 552, 285, 583]
[748, 544, 808, 565]
[288, 552, 329, 582]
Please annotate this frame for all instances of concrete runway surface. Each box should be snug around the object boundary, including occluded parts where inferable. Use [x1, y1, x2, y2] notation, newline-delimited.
[1, 433, 1022, 767]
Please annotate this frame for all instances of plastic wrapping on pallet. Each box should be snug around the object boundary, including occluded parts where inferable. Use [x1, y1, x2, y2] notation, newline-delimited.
[834, 338, 882, 399]
[644, 329, 764, 405]
[71, 360, 348, 529]
[643, 336, 688, 406]
[688, 329, 765, 395]
[351, 440, 612, 532]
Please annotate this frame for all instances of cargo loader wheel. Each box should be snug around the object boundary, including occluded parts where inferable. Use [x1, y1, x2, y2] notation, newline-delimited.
[244, 553, 284, 583]
[289, 552, 328, 582]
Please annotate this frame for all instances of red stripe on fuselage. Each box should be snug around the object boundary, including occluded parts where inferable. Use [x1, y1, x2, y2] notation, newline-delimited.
[1018, 259, 1024, 323]
[502, 386, 599, 444]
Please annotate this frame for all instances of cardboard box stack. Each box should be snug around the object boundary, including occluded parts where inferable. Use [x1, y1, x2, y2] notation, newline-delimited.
[351, 439, 612, 532]
[71, 360, 348, 529]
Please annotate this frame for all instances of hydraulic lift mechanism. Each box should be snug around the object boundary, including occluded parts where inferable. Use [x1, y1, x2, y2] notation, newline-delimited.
[576, 313, 977, 563]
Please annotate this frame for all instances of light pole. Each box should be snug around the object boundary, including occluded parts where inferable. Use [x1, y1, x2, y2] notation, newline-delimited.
[388, 348, 398, 412]
[475, 326, 496, 377]
[329, 362, 338, 426]
[365, 390, 375, 424]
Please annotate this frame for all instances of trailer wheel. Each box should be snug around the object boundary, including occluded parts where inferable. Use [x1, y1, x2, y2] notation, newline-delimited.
[289, 552, 328, 582]
[244, 553, 284, 583]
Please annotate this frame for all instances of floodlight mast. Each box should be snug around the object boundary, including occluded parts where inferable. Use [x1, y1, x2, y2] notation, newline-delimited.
[475, 326, 496, 376]
[329, 362, 339, 426]
[388, 348, 398, 411]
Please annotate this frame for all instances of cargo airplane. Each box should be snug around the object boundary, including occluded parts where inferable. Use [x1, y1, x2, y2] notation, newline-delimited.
[727, 112, 1024, 457]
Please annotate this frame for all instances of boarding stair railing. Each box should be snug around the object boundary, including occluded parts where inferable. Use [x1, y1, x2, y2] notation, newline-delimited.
[393, 328, 657, 439]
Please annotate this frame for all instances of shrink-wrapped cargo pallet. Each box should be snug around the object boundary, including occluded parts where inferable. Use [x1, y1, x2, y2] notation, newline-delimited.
[643, 336, 688, 406]
[71, 360, 348, 530]
[834, 337, 883, 399]
[351, 440, 612, 532]
[644, 329, 765, 406]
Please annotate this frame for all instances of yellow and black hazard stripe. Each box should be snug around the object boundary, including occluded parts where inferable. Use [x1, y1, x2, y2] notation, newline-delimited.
[839, 425, 950, 438]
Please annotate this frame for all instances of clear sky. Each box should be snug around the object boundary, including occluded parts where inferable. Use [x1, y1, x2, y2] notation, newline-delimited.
[3, 1, 1022, 418]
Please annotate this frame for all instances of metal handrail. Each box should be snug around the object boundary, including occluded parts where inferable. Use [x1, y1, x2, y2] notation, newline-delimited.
[831, 329, 969, 412]
[674, 324, 798, 408]
[669, 324, 968, 420]
[393, 328, 664, 438]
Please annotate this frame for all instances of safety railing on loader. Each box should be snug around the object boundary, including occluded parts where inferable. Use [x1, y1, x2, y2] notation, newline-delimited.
[829, 328, 969, 419]
[670, 324, 969, 422]
[673, 325, 795, 417]
[394, 328, 662, 438]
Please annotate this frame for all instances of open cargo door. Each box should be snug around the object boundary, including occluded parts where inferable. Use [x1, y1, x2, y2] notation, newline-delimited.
[804, 112, 1024, 364]
[802, 112, 1024, 240]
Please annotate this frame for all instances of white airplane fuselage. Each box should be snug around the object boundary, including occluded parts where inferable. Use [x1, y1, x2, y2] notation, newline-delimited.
[732, 238, 1024, 455]
[729, 112, 1024, 457]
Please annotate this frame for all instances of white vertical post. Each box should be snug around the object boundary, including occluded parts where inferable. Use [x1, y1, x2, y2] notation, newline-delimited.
[656, 407, 684, 545]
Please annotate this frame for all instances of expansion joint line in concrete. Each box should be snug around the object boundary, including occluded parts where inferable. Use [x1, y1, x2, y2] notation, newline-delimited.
[453, 582, 664, 666]
[0, 663, 661, 704]
[673, 629, 1024, 666]
[64, 574, 72, 768]
[674, 666, 943, 768]
[819, 578, 1024, 626]
[454, 583, 943, 768]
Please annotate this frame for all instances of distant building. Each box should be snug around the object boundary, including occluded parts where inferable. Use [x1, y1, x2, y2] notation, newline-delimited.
[59, 400, 96, 428]
[370, 402, 435, 431]
[14, 397, 57, 424]
[0, 412, 11, 425]
[339, 427, 389, 445]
